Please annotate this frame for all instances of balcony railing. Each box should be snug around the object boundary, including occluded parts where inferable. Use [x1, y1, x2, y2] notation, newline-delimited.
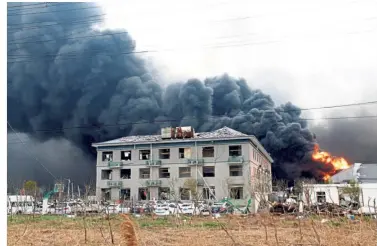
[145, 160, 162, 166]
[108, 161, 122, 168]
[145, 180, 162, 187]
[228, 156, 244, 163]
[107, 181, 123, 188]
[186, 159, 204, 165]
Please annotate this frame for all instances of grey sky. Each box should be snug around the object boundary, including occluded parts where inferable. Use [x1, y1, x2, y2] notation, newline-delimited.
[101, 0, 377, 120]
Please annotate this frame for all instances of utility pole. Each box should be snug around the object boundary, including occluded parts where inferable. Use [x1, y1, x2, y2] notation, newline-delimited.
[65, 179, 71, 201]
[71, 182, 74, 200]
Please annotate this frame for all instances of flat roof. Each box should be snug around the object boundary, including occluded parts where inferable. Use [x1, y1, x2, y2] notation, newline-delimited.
[92, 126, 273, 163]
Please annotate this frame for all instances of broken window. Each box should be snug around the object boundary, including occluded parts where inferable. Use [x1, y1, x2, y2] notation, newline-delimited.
[316, 191, 326, 203]
[138, 188, 149, 201]
[229, 187, 243, 199]
[229, 145, 242, 156]
[159, 149, 170, 159]
[159, 187, 170, 200]
[229, 165, 243, 176]
[101, 170, 112, 180]
[203, 166, 215, 177]
[139, 168, 150, 179]
[179, 167, 191, 178]
[180, 188, 191, 200]
[102, 151, 113, 161]
[101, 188, 111, 200]
[139, 150, 150, 160]
[178, 148, 191, 159]
[120, 169, 131, 179]
[159, 168, 170, 178]
[203, 186, 216, 200]
[120, 188, 131, 200]
[202, 147, 214, 158]
[121, 151, 132, 161]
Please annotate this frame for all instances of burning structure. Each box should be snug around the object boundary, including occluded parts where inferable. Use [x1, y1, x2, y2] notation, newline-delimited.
[92, 126, 273, 212]
[7, 2, 360, 183]
[312, 144, 351, 180]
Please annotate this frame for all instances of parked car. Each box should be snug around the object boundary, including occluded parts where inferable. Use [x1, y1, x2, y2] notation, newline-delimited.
[55, 203, 72, 215]
[179, 203, 195, 215]
[154, 208, 170, 216]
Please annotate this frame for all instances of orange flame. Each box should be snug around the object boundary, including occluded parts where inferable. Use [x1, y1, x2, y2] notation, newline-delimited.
[312, 144, 351, 180]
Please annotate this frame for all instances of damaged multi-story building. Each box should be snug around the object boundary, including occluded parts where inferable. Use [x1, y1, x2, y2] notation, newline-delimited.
[92, 126, 273, 211]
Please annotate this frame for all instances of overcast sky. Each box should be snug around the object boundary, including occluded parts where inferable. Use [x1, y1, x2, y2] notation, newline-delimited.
[100, 0, 377, 121]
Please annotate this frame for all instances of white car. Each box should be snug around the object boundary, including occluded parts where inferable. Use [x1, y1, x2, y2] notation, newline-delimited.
[103, 204, 131, 214]
[154, 208, 170, 216]
[179, 203, 195, 215]
[55, 203, 72, 215]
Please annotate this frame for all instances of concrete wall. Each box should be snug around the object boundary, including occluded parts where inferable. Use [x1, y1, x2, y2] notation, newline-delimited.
[95, 140, 272, 205]
[303, 183, 377, 208]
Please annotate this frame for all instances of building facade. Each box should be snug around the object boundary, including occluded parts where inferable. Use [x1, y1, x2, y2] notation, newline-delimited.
[92, 127, 273, 210]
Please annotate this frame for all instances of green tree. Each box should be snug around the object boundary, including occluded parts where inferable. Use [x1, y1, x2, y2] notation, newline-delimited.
[24, 180, 38, 196]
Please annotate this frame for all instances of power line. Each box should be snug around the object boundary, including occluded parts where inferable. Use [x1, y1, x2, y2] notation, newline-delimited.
[9, 30, 129, 46]
[7, 2, 84, 12]
[7, 14, 105, 31]
[7, 4, 101, 17]
[6, 40, 282, 65]
[285, 100, 377, 111]
[7, 121, 57, 179]
[7, 2, 48, 9]
[6, 114, 377, 145]
[6, 109, 377, 137]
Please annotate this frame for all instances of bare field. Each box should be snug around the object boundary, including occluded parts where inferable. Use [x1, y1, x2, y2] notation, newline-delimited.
[7, 214, 377, 246]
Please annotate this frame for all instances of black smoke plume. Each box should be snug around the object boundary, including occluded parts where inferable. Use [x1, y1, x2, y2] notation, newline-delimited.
[8, 3, 326, 184]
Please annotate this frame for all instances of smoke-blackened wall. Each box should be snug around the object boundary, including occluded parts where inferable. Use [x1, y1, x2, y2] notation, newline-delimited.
[8, 3, 326, 183]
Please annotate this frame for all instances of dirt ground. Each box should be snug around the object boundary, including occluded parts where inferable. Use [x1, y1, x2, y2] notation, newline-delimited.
[7, 214, 377, 246]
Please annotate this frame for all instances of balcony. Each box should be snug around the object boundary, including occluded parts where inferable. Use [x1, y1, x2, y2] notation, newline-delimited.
[107, 181, 123, 188]
[108, 161, 122, 168]
[146, 160, 162, 166]
[228, 156, 244, 164]
[186, 159, 204, 165]
[145, 180, 162, 187]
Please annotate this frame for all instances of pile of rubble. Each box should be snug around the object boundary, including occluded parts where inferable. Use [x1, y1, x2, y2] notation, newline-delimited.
[269, 201, 355, 215]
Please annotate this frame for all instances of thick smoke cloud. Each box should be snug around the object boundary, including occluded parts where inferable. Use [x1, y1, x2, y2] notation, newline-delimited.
[8, 2, 328, 183]
[7, 133, 93, 188]
[310, 116, 377, 164]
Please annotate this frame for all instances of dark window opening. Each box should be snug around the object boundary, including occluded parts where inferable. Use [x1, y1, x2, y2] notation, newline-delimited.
[138, 188, 149, 201]
[202, 147, 214, 158]
[203, 166, 215, 177]
[159, 187, 170, 200]
[229, 145, 242, 156]
[120, 189, 131, 200]
[316, 192, 326, 203]
[120, 169, 131, 179]
[101, 188, 111, 200]
[179, 148, 191, 159]
[159, 168, 170, 178]
[230, 187, 243, 199]
[139, 168, 150, 179]
[102, 152, 113, 161]
[121, 151, 132, 161]
[229, 165, 243, 176]
[179, 167, 191, 178]
[159, 149, 170, 159]
[180, 188, 190, 200]
[139, 150, 150, 160]
[203, 186, 216, 200]
[101, 170, 112, 180]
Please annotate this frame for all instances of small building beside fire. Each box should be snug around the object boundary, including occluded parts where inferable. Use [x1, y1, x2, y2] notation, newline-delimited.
[302, 163, 377, 214]
[92, 126, 273, 212]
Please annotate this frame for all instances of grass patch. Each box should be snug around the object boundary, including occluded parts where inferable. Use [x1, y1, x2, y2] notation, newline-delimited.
[139, 218, 172, 228]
